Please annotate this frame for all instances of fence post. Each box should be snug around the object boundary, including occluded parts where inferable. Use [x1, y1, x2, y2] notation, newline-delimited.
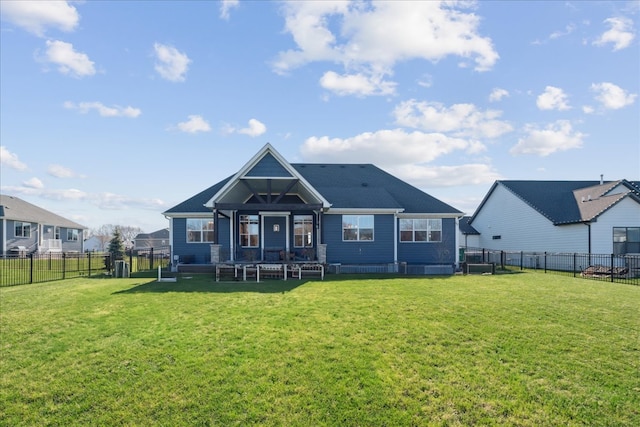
[150, 247, 154, 271]
[129, 250, 134, 273]
[573, 253, 577, 278]
[501, 251, 505, 270]
[544, 252, 547, 273]
[62, 252, 66, 280]
[520, 251, 523, 270]
[29, 252, 34, 284]
[482, 248, 486, 263]
[88, 252, 92, 277]
[611, 254, 614, 283]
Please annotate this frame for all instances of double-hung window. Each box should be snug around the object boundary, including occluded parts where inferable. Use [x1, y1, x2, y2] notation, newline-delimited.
[240, 215, 259, 247]
[400, 218, 442, 242]
[67, 229, 79, 241]
[613, 227, 640, 255]
[294, 215, 313, 247]
[15, 222, 31, 238]
[342, 215, 374, 241]
[187, 219, 214, 243]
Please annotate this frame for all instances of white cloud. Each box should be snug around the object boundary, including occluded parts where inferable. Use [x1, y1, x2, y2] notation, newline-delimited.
[0, 0, 79, 37]
[582, 105, 595, 114]
[549, 23, 577, 40]
[0, 146, 28, 170]
[47, 164, 84, 179]
[154, 43, 191, 82]
[44, 40, 96, 77]
[63, 101, 141, 118]
[387, 163, 503, 188]
[591, 82, 637, 110]
[220, 0, 239, 20]
[272, 1, 498, 96]
[320, 71, 396, 97]
[238, 119, 267, 137]
[23, 177, 43, 189]
[510, 120, 586, 156]
[301, 129, 472, 167]
[393, 100, 513, 139]
[176, 115, 211, 133]
[536, 86, 571, 110]
[0, 186, 166, 211]
[594, 17, 635, 51]
[489, 88, 509, 102]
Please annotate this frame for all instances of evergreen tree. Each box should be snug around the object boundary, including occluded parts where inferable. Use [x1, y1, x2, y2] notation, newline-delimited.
[108, 227, 125, 262]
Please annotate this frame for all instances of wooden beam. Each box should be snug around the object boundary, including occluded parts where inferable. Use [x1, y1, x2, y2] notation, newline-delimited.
[273, 179, 299, 204]
[214, 203, 323, 211]
[241, 180, 266, 204]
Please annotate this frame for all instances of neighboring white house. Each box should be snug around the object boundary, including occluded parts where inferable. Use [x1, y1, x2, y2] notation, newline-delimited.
[84, 236, 106, 252]
[458, 216, 480, 248]
[468, 180, 640, 254]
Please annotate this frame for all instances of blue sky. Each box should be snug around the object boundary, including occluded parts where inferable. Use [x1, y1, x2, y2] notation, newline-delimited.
[1, 0, 638, 233]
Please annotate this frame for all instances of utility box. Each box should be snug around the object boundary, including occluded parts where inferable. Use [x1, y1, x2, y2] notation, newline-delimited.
[114, 260, 130, 278]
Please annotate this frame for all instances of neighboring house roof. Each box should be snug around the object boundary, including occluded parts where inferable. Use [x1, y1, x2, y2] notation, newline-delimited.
[135, 228, 170, 240]
[164, 145, 462, 216]
[0, 194, 86, 229]
[471, 180, 640, 226]
[459, 216, 480, 235]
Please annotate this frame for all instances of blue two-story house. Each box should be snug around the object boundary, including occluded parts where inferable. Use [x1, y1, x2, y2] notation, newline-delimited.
[163, 144, 463, 273]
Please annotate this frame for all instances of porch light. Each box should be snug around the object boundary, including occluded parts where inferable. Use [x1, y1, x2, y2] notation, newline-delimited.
[273, 224, 280, 232]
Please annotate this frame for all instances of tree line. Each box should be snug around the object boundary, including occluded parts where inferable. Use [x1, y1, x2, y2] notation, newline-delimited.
[85, 224, 143, 251]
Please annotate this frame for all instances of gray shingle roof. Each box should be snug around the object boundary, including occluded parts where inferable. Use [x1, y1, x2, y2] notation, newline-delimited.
[473, 180, 640, 225]
[164, 165, 462, 215]
[459, 216, 480, 235]
[0, 194, 86, 229]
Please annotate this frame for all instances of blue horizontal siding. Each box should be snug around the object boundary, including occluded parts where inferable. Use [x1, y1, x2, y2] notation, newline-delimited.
[323, 214, 394, 264]
[397, 218, 456, 264]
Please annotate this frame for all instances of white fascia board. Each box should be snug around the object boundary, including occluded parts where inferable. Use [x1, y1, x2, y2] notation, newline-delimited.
[325, 208, 404, 215]
[204, 143, 331, 209]
[396, 212, 463, 219]
[163, 212, 213, 219]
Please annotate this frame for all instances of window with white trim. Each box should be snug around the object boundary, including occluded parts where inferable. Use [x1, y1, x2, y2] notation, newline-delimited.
[15, 222, 31, 238]
[67, 229, 79, 241]
[294, 215, 313, 247]
[613, 227, 640, 255]
[342, 215, 374, 241]
[187, 219, 214, 243]
[240, 215, 259, 247]
[399, 218, 442, 242]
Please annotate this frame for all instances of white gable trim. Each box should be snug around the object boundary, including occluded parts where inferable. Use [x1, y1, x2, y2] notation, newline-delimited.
[204, 143, 331, 209]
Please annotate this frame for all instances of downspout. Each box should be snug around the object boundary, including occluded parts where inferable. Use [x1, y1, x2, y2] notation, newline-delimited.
[455, 216, 461, 270]
[230, 211, 236, 262]
[393, 210, 399, 264]
[585, 222, 591, 254]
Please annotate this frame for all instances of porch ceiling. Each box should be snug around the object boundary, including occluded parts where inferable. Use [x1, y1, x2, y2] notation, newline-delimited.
[214, 178, 323, 206]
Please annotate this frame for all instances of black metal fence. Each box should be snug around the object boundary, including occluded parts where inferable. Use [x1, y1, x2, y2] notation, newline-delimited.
[1, 247, 172, 287]
[0, 252, 111, 287]
[464, 248, 640, 285]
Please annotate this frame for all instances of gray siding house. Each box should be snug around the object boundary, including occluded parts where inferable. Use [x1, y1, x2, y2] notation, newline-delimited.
[0, 194, 86, 256]
[163, 144, 463, 271]
[134, 228, 170, 250]
[469, 180, 640, 254]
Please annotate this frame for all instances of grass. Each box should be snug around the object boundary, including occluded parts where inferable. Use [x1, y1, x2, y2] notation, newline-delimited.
[1, 272, 638, 426]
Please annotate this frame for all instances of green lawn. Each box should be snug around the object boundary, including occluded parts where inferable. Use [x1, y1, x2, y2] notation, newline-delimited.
[1, 273, 638, 426]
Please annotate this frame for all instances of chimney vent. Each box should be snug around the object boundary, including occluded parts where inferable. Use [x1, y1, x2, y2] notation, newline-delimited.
[600, 174, 604, 185]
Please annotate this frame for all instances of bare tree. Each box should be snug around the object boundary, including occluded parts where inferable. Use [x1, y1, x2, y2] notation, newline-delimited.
[89, 224, 116, 251]
[118, 225, 143, 248]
